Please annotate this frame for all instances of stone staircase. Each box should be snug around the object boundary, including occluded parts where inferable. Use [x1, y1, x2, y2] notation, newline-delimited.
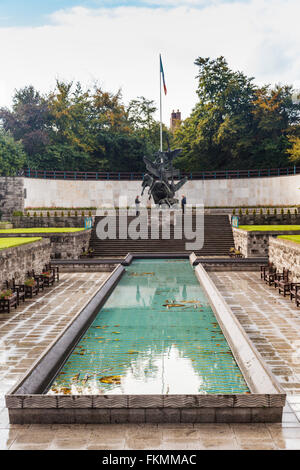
[89, 214, 234, 257]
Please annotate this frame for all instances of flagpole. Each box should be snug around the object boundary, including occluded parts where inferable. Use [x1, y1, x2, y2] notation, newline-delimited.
[159, 54, 163, 153]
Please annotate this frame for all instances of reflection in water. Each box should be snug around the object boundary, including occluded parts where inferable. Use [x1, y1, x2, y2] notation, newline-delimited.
[136, 284, 141, 303]
[47, 260, 249, 395]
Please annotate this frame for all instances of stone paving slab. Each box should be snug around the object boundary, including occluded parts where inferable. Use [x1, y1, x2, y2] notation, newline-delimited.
[1, 270, 300, 449]
[209, 271, 300, 425]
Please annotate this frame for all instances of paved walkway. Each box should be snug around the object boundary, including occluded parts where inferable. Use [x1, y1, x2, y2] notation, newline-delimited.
[1, 271, 300, 449]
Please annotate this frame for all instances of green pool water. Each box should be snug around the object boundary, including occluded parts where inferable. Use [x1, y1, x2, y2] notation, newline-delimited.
[47, 259, 250, 395]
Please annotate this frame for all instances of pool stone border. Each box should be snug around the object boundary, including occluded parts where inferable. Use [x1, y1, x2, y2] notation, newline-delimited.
[6, 254, 285, 424]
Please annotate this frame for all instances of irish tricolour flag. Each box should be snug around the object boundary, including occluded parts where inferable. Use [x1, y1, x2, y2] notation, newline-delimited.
[160, 54, 167, 95]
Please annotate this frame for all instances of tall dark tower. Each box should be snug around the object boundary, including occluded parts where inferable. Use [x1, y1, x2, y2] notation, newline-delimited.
[170, 109, 181, 131]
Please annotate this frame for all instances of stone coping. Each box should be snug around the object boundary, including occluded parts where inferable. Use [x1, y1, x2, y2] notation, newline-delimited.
[0, 237, 43, 251]
[0, 229, 91, 238]
[5, 256, 285, 424]
[0, 237, 50, 253]
[234, 228, 300, 236]
[274, 236, 300, 249]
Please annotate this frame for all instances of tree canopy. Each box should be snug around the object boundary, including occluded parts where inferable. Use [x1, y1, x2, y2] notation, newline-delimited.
[0, 59, 300, 175]
[0, 82, 171, 173]
[173, 56, 300, 171]
[0, 129, 26, 176]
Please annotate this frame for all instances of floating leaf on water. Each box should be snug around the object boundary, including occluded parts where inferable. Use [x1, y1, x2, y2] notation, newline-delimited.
[72, 373, 80, 382]
[127, 350, 139, 354]
[99, 375, 121, 385]
[163, 303, 185, 308]
[112, 331, 120, 334]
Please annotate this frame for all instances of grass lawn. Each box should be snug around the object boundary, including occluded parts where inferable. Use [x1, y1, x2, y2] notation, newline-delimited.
[239, 225, 300, 231]
[0, 228, 86, 234]
[0, 237, 42, 250]
[278, 235, 300, 244]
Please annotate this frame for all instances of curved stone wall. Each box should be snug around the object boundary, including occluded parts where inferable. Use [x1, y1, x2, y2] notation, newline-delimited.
[23, 174, 300, 208]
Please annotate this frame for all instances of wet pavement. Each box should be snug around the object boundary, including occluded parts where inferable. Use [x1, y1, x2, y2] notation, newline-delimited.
[0, 270, 300, 449]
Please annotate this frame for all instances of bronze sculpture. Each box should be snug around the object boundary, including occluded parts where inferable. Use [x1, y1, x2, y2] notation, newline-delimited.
[141, 148, 187, 207]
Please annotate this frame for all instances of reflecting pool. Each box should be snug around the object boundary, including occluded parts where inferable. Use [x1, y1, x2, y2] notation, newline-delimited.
[47, 259, 249, 395]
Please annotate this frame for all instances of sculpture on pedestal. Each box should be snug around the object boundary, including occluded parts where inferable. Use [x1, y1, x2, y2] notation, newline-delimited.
[141, 148, 187, 207]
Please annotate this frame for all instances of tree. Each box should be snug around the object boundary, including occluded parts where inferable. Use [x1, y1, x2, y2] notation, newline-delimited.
[44, 81, 96, 170]
[174, 56, 300, 171]
[250, 84, 300, 167]
[0, 130, 26, 175]
[127, 96, 173, 155]
[0, 86, 51, 167]
[287, 136, 300, 164]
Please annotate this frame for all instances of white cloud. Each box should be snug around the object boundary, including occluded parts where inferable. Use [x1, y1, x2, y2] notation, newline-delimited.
[0, 0, 300, 125]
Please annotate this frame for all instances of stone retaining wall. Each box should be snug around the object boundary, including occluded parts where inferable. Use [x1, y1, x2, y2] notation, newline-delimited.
[0, 230, 92, 260]
[0, 177, 24, 218]
[11, 216, 86, 228]
[236, 214, 300, 225]
[0, 239, 51, 285]
[269, 238, 300, 282]
[233, 228, 300, 258]
[24, 174, 300, 208]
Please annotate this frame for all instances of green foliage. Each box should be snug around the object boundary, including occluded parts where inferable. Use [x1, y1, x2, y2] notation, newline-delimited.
[0, 82, 172, 173]
[1, 60, 300, 174]
[174, 56, 300, 171]
[287, 136, 300, 163]
[12, 211, 23, 217]
[0, 130, 26, 175]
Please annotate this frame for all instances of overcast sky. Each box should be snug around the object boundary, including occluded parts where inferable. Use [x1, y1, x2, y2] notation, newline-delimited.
[0, 0, 300, 124]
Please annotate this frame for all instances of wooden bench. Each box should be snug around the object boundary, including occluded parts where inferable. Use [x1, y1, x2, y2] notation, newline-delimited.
[27, 270, 44, 292]
[296, 288, 300, 308]
[264, 266, 277, 286]
[0, 290, 18, 313]
[5, 279, 26, 305]
[48, 263, 59, 282]
[41, 266, 55, 287]
[274, 268, 291, 296]
[290, 283, 300, 304]
[24, 277, 39, 298]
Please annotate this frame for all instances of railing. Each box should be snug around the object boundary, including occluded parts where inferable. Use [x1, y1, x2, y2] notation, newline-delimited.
[23, 166, 300, 181]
